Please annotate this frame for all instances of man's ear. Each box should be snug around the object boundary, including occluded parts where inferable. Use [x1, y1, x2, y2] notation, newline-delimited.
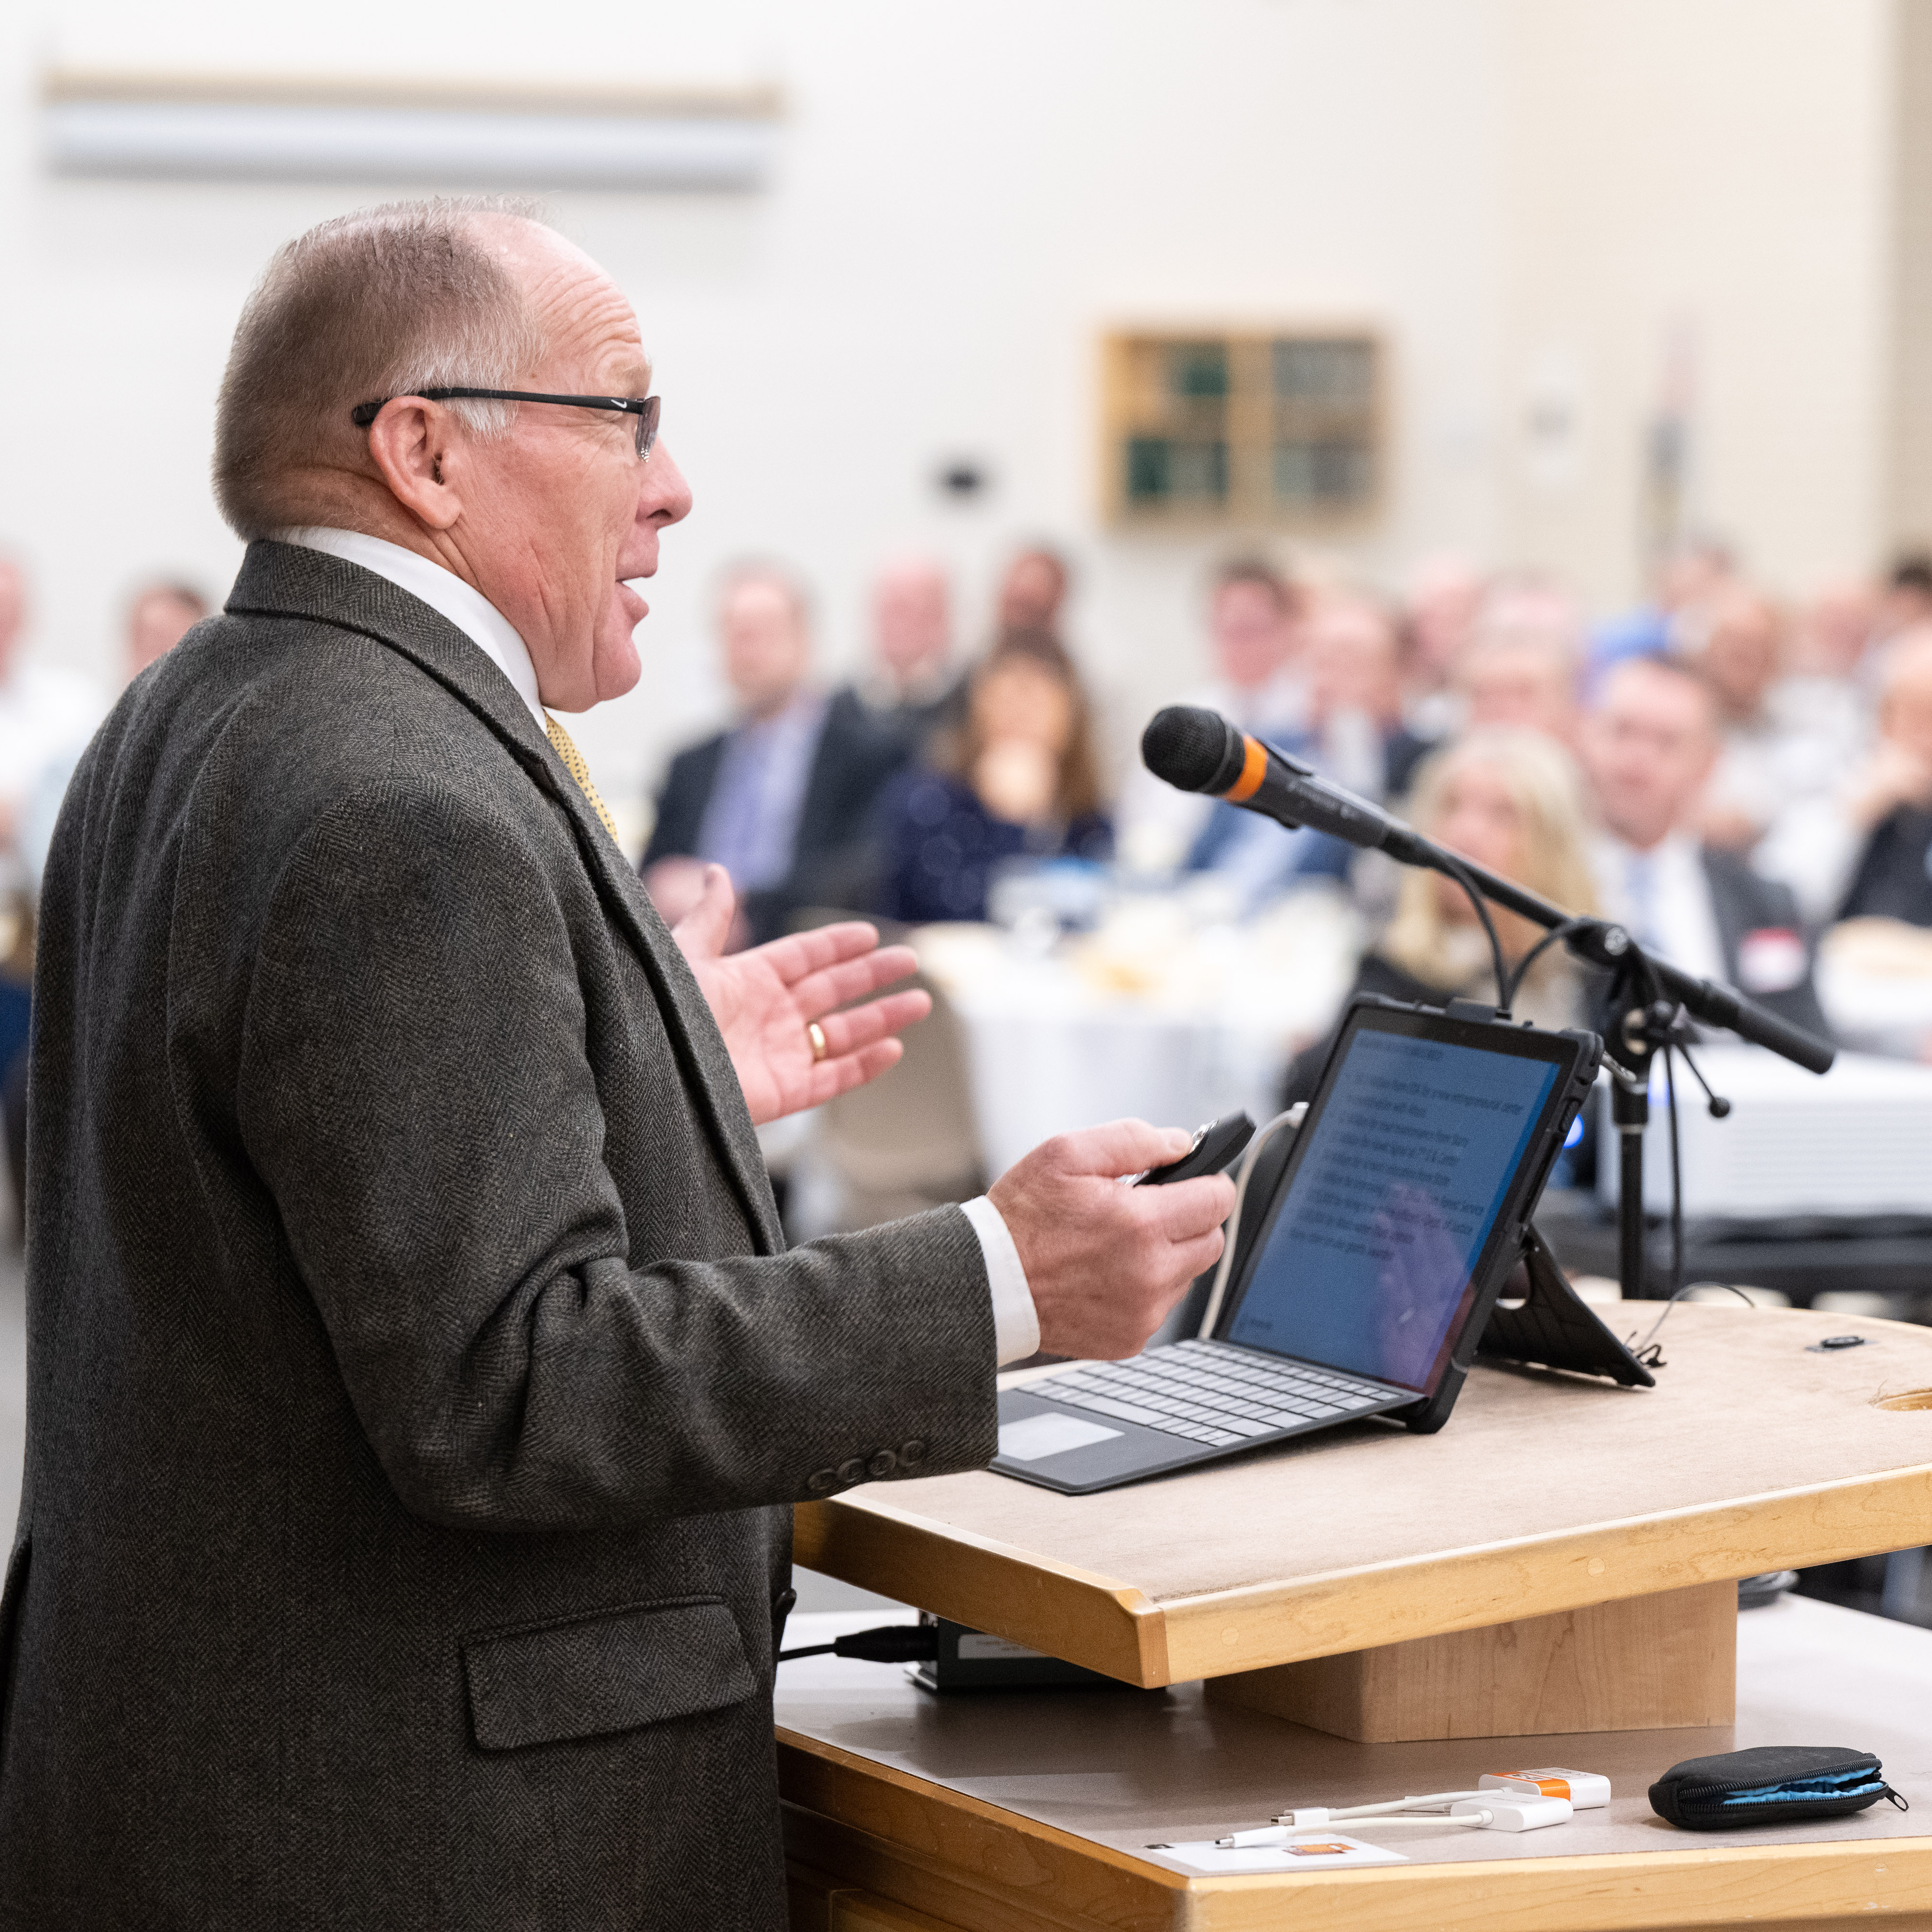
[364, 399, 462, 531]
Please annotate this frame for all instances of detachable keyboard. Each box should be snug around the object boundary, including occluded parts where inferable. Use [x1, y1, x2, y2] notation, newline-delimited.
[1030, 1338, 1398, 1448]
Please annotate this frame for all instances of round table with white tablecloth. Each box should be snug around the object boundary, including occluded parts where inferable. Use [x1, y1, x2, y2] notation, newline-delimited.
[911, 882, 1363, 1177]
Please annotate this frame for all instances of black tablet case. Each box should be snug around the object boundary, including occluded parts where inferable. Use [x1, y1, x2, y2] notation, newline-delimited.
[1477, 1221, 1656, 1388]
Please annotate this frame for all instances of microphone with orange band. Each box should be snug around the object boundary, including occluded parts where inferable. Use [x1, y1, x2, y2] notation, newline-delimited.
[1138, 704, 1836, 1076]
[1138, 705, 1428, 862]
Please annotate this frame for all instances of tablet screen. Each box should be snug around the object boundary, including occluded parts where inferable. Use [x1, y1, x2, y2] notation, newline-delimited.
[1225, 1021, 1560, 1392]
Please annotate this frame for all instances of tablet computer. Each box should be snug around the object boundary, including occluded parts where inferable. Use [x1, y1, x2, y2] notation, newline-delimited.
[991, 996, 1603, 1494]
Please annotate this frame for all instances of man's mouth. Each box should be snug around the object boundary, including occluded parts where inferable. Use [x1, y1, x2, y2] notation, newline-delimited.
[617, 581, 650, 625]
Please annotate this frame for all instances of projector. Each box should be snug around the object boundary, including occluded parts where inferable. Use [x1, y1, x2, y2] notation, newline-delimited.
[1596, 1045, 1932, 1221]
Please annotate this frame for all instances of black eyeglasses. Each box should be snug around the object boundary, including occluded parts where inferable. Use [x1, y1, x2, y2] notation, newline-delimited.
[350, 389, 661, 461]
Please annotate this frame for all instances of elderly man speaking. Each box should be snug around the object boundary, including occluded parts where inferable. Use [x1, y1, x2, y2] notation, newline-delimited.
[0, 202, 1232, 1926]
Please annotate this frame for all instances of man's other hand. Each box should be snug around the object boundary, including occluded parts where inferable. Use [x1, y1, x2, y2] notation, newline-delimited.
[990, 1121, 1236, 1360]
[671, 864, 931, 1125]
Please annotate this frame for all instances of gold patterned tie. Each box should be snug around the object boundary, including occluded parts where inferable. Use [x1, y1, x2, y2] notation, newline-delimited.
[544, 713, 619, 843]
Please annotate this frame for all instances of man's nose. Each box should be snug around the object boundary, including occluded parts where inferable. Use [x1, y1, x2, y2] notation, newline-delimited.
[641, 443, 694, 527]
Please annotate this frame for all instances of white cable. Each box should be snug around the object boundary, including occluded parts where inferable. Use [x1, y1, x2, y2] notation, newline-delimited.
[1221, 1814, 1490, 1847]
[1196, 1103, 1305, 1338]
[1330, 1790, 1486, 1818]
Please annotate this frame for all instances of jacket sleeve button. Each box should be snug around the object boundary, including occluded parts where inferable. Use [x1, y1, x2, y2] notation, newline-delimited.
[899, 1439, 927, 1465]
[837, 1457, 867, 1484]
[807, 1469, 838, 1494]
[867, 1449, 898, 1479]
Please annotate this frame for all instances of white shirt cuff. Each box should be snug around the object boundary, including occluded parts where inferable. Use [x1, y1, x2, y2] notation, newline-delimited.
[959, 1194, 1039, 1366]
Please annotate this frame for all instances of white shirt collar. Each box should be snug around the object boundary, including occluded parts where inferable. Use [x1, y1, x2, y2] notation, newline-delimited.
[271, 526, 547, 729]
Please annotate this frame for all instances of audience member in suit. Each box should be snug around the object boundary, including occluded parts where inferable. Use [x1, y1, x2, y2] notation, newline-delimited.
[829, 555, 962, 754]
[1581, 654, 1831, 1039]
[641, 563, 907, 944]
[1117, 555, 1308, 874]
[1283, 730, 1603, 1103]
[874, 627, 1112, 926]
[0, 201, 1236, 1931]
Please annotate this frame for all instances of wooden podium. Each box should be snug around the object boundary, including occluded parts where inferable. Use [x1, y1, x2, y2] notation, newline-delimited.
[794, 1305, 1932, 1739]
[780, 1306, 1932, 1930]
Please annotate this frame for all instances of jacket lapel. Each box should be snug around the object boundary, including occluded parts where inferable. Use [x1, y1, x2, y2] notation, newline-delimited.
[226, 540, 783, 1254]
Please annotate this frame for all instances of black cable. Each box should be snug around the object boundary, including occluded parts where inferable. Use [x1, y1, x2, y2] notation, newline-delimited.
[1627, 1279, 1755, 1366]
[778, 1622, 939, 1665]
[1501, 915, 1592, 1013]
[1436, 853, 1511, 1017]
[1665, 1045, 1684, 1308]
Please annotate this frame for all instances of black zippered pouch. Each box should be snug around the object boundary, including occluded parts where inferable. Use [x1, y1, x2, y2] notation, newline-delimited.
[1649, 1747, 1907, 1831]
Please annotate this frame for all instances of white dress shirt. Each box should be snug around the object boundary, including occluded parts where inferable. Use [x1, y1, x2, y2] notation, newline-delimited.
[1589, 829, 1727, 986]
[274, 526, 1040, 1364]
[274, 526, 548, 729]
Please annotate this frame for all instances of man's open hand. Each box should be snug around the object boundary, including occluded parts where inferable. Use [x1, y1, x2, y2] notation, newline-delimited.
[671, 864, 931, 1125]
[990, 1120, 1236, 1359]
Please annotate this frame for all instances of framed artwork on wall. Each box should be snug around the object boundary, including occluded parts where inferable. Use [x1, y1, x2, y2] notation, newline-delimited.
[1100, 328, 1384, 531]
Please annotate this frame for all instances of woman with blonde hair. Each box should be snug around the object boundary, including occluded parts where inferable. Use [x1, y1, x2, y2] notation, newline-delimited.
[1283, 729, 1601, 1103]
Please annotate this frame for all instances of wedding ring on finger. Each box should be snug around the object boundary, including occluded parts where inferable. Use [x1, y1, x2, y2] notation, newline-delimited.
[807, 1022, 829, 1064]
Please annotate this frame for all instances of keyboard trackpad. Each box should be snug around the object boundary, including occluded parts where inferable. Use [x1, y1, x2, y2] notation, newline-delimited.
[997, 1410, 1123, 1463]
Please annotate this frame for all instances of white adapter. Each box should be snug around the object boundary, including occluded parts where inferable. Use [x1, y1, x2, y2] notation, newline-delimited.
[1451, 1795, 1574, 1832]
[1480, 1767, 1611, 1810]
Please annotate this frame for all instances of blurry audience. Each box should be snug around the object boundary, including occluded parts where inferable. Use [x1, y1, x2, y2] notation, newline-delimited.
[125, 580, 210, 675]
[1580, 655, 1829, 1038]
[1304, 595, 1432, 800]
[5, 572, 205, 1232]
[1652, 533, 1740, 617]
[0, 557, 109, 888]
[834, 556, 961, 754]
[1794, 577, 1880, 682]
[1401, 554, 1486, 739]
[1833, 627, 1932, 926]
[641, 562, 906, 945]
[1283, 731, 1600, 1103]
[1875, 552, 1932, 644]
[1686, 589, 1809, 850]
[1182, 592, 1436, 907]
[14, 519, 1928, 1114]
[1762, 625, 1932, 928]
[1118, 556, 1306, 874]
[19, 579, 210, 891]
[995, 545, 1072, 636]
[1455, 580, 1585, 745]
[873, 627, 1111, 926]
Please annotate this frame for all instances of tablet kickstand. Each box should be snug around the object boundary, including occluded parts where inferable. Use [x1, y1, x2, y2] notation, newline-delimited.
[1476, 1223, 1657, 1388]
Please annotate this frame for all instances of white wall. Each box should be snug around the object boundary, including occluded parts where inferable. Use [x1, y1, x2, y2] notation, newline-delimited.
[1494, 0, 1892, 605]
[0, 0, 1900, 812]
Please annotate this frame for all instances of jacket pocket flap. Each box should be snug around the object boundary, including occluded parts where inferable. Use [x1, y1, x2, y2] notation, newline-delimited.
[463, 1598, 754, 1752]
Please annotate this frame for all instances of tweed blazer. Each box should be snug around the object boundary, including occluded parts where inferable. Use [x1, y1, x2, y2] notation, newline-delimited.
[0, 541, 996, 1931]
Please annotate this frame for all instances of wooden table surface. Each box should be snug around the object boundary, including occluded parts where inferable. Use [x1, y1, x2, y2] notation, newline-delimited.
[795, 1305, 1932, 1685]
[778, 1593, 1932, 1932]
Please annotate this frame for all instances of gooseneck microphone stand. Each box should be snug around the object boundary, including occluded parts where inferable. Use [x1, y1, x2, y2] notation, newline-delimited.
[1140, 705, 1837, 1303]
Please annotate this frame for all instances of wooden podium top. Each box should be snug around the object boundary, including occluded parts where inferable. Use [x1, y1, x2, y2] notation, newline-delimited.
[794, 1305, 1932, 1686]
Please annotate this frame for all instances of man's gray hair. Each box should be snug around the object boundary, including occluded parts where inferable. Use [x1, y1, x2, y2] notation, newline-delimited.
[213, 197, 549, 540]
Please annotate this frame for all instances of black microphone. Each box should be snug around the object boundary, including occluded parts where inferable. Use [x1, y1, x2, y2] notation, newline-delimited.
[1140, 703, 1838, 1074]
[1139, 705, 1428, 863]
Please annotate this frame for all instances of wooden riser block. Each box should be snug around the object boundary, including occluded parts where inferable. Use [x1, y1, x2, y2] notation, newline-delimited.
[1204, 1579, 1737, 1742]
